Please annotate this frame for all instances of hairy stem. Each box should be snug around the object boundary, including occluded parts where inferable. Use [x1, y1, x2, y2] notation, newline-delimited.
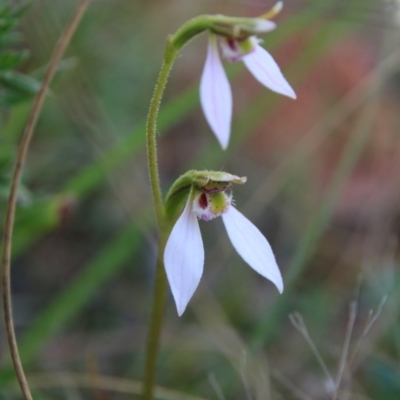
[146, 41, 178, 231]
[1, 1, 90, 399]
[143, 38, 178, 400]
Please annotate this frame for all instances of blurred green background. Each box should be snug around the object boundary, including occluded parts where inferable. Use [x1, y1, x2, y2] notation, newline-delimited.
[1, 0, 400, 399]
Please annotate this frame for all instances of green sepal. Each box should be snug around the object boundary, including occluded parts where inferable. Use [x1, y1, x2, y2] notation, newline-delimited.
[163, 170, 194, 222]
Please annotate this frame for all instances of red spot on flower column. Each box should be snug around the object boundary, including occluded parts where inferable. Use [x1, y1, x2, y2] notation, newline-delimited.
[198, 193, 208, 209]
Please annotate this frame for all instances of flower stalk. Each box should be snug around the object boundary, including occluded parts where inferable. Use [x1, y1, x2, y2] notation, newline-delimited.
[146, 48, 177, 230]
[143, 40, 177, 400]
[142, 233, 169, 400]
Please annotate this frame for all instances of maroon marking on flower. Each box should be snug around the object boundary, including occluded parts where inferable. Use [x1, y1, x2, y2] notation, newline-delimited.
[227, 38, 236, 50]
[198, 193, 208, 209]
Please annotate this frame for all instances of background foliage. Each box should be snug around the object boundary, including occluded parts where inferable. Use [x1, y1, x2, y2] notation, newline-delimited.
[1, 0, 400, 399]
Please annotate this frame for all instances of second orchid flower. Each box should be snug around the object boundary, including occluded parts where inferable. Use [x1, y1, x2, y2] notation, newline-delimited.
[200, 21, 296, 149]
[163, 171, 283, 316]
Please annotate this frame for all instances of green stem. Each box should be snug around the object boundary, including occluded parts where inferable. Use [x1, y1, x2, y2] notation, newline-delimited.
[143, 39, 178, 400]
[142, 234, 169, 400]
[146, 40, 178, 231]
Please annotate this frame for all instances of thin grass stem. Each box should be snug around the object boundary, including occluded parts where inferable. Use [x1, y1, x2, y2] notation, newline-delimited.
[332, 301, 357, 400]
[347, 295, 387, 370]
[289, 312, 334, 390]
[1, 1, 90, 399]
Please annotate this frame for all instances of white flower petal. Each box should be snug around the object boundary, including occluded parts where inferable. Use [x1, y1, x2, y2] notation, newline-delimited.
[222, 206, 283, 293]
[243, 43, 296, 99]
[200, 34, 232, 149]
[164, 200, 204, 316]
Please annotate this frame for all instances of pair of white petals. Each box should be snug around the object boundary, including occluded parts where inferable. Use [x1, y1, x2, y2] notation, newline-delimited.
[164, 200, 283, 316]
[200, 34, 296, 149]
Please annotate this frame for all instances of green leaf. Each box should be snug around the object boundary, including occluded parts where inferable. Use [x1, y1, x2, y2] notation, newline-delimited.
[0, 49, 29, 69]
[0, 70, 40, 94]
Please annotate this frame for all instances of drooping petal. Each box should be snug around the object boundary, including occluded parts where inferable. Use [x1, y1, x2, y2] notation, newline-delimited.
[200, 34, 232, 149]
[243, 43, 296, 99]
[222, 206, 283, 293]
[164, 200, 204, 316]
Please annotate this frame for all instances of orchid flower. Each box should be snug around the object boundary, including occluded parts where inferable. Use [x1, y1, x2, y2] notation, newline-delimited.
[163, 172, 283, 316]
[200, 24, 296, 149]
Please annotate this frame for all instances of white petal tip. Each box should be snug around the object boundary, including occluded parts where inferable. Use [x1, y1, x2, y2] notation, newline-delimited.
[273, 1, 284, 14]
[177, 305, 186, 317]
[275, 279, 284, 294]
[260, 2, 283, 20]
[266, 269, 284, 294]
[273, 83, 296, 99]
[275, 85, 296, 99]
[253, 19, 276, 33]
[213, 128, 230, 149]
[220, 140, 228, 150]
[286, 88, 297, 99]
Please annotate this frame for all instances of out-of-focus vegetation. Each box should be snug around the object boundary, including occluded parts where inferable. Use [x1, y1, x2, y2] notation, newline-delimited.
[1, 0, 400, 399]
